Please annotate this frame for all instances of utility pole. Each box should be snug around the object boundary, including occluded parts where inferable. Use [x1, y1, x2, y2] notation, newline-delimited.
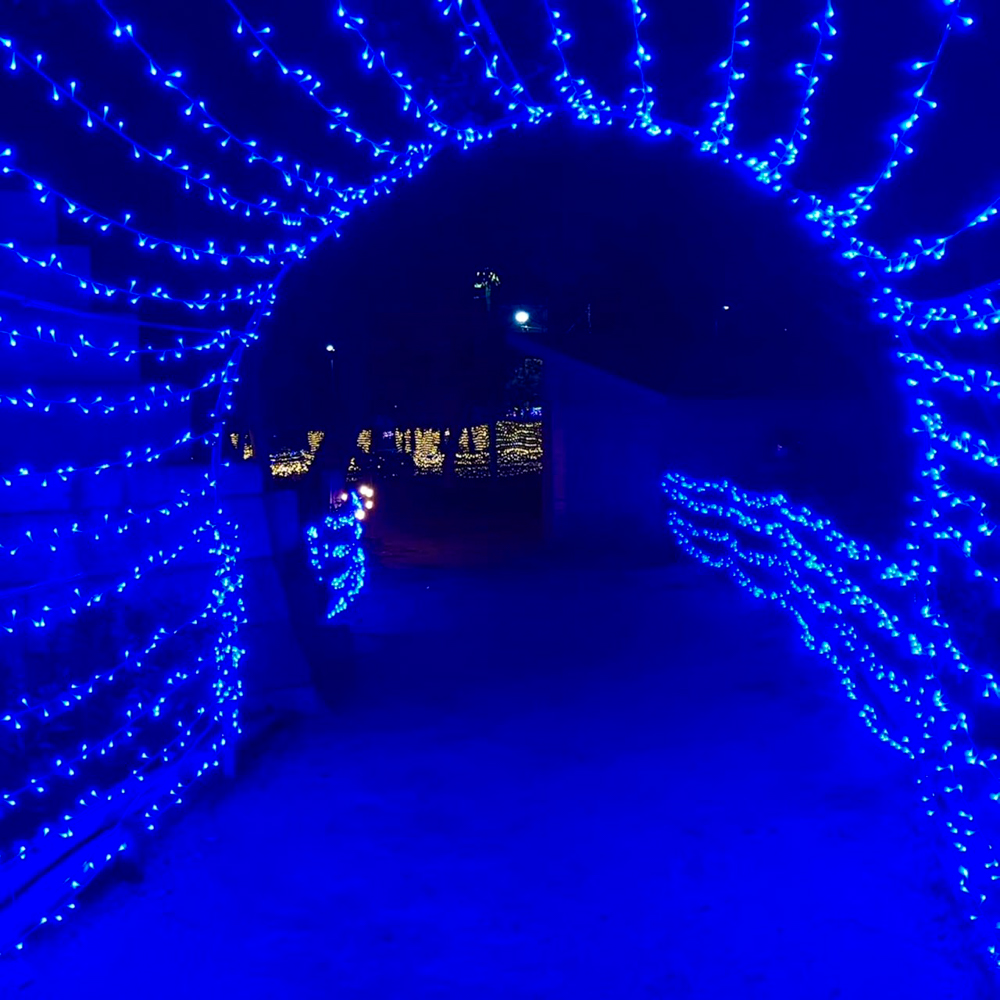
[474, 269, 501, 312]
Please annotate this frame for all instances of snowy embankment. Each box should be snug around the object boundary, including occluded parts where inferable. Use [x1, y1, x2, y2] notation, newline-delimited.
[1, 560, 989, 999]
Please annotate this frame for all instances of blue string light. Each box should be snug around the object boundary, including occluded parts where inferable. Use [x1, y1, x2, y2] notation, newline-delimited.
[898, 349, 1000, 398]
[661, 471, 1000, 964]
[0, 152, 301, 267]
[625, 0, 655, 131]
[94, 3, 355, 222]
[227, 0, 425, 163]
[0, 370, 226, 418]
[304, 490, 368, 620]
[0, 305, 249, 360]
[0, 587, 221, 731]
[334, 3, 487, 146]
[0, 518, 219, 635]
[697, 0, 752, 156]
[434, 0, 546, 121]
[738, 2, 835, 183]
[0, 425, 221, 489]
[0, 233, 272, 310]
[844, 192, 1000, 275]
[0, 35, 321, 225]
[542, 4, 618, 127]
[835, 3, 967, 229]
[871, 283, 1000, 336]
[0, 484, 209, 564]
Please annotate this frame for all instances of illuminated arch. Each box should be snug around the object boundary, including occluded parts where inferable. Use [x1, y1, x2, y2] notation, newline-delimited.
[0, 0, 997, 969]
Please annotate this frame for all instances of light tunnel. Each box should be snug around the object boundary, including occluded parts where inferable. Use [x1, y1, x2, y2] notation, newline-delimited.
[0, 0, 999, 984]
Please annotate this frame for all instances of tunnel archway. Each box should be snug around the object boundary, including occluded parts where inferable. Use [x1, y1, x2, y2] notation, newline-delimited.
[253, 121, 907, 548]
[0, 0, 998, 975]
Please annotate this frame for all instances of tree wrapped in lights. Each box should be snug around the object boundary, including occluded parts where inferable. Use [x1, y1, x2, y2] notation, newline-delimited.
[304, 489, 368, 620]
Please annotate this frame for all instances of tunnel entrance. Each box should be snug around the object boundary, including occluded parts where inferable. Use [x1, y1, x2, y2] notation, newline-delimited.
[243, 124, 907, 568]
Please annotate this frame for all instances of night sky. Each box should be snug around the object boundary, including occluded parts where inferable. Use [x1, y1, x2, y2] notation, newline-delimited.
[267, 121, 879, 422]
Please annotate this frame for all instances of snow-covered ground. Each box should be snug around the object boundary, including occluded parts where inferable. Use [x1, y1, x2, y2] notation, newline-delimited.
[2, 556, 993, 998]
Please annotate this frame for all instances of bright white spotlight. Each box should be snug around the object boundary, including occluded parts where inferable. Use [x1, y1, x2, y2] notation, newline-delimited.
[514, 310, 530, 325]
[325, 344, 336, 352]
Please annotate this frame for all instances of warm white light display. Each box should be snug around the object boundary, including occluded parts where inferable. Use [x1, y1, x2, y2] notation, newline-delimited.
[454, 424, 491, 478]
[270, 430, 325, 479]
[412, 427, 445, 474]
[353, 422, 540, 478]
[495, 420, 543, 476]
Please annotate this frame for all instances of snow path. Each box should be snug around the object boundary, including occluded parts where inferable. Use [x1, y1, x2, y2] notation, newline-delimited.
[2, 559, 992, 998]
